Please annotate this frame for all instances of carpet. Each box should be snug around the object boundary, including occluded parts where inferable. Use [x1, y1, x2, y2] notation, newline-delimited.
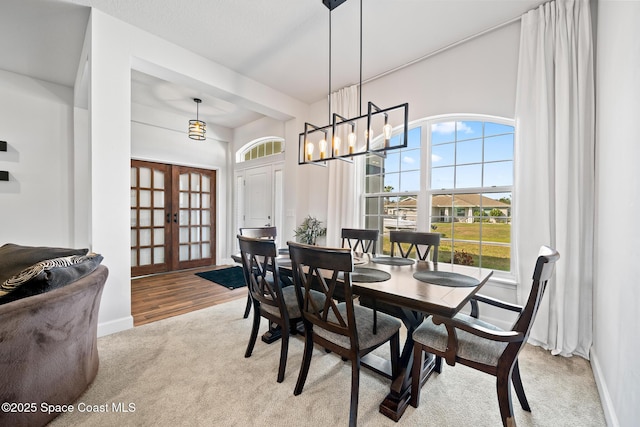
[195, 266, 246, 289]
[49, 298, 606, 427]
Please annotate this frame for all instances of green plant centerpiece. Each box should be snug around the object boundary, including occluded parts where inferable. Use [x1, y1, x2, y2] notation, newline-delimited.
[294, 215, 326, 245]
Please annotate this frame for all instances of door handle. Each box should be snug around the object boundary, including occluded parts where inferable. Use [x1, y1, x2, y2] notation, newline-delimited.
[166, 213, 171, 224]
[173, 213, 178, 223]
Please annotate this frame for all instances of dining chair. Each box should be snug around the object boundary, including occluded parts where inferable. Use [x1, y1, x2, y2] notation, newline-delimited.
[238, 235, 323, 383]
[410, 246, 560, 427]
[287, 241, 401, 427]
[238, 226, 278, 318]
[364, 231, 441, 332]
[389, 230, 440, 262]
[341, 228, 379, 256]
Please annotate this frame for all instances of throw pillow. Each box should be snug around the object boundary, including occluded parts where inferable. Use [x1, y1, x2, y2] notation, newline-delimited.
[0, 243, 88, 284]
[0, 252, 103, 305]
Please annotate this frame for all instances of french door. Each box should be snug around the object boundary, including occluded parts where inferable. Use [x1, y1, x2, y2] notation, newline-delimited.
[131, 160, 216, 276]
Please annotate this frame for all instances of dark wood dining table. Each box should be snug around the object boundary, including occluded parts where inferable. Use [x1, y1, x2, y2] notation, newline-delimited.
[236, 250, 493, 421]
[347, 256, 493, 421]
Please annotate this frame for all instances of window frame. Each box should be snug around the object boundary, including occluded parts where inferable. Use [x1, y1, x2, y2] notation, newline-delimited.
[236, 136, 285, 164]
[361, 114, 515, 278]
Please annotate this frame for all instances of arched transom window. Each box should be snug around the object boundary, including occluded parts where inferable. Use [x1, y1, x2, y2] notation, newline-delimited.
[237, 137, 284, 163]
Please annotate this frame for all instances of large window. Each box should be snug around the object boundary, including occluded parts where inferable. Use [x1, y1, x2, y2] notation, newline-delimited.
[363, 116, 514, 272]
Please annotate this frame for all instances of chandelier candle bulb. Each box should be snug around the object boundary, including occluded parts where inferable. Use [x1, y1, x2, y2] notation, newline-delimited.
[333, 135, 341, 156]
[383, 122, 393, 146]
[306, 142, 314, 161]
[319, 138, 327, 159]
[348, 131, 356, 154]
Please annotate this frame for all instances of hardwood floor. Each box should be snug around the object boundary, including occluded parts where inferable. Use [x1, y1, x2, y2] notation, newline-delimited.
[131, 264, 247, 326]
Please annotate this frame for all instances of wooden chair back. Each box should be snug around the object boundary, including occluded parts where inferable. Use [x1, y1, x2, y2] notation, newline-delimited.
[239, 226, 277, 240]
[287, 242, 356, 346]
[237, 235, 287, 322]
[341, 228, 379, 256]
[512, 246, 560, 340]
[389, 230, 440, 261]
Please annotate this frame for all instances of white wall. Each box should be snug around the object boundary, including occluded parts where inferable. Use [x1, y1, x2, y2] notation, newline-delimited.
[0, 70, 76, 246]
[80, 9, 307, 336]
[592, 2, 640, 426]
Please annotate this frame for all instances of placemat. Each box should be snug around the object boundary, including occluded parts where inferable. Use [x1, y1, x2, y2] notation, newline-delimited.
[370, 256, 415, 266]
[412, 271, 479, 287]
[339, 267, 391, 283]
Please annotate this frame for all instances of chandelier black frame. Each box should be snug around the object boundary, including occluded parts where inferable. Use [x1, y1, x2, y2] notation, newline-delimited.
[298, 0, 409, 165]
[189, 98, 206, 141]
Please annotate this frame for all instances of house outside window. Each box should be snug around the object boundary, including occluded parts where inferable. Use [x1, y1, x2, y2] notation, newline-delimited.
[363, 116, 514, 272]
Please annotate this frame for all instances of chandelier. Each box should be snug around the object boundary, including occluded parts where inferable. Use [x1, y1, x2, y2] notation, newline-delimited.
[188, 98, 206, 141]
[299, 0, 408, 165]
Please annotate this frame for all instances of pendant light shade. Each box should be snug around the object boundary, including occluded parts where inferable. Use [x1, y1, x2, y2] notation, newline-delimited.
[189, 98, 206, 141]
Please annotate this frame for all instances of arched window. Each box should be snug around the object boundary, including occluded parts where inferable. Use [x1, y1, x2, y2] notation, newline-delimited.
[237, 137, 284, 163]
[363, 115, 514, 273]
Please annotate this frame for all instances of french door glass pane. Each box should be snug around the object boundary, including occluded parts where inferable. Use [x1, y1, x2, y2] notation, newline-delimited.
[154, 209, 164, 227]
[154, 228, 164, 245]
[139, 190, 151, 207]
[179, 244, 189, 261]
[139, 168, 151, 188]
[201, 210, 210, 225]
[191, 211, 200, 225]
[131, 250, 137, 267]
[179, 210, 189, 225]
[202, 176, 210, 192]
[139, 210, 151, 227]
[179, 174, 189, 191]
[179, 227, 188, 243]
[179, 192, 189, 208]
[153, 170, 164, 189]
[140, 229, 151, 246]
[153, 190, 164, 207]
[191, 193, 201, 208]
[191, 173, 200, 191]
[130, 167, 137, 187]
[139, 248, 151, 265]
[154, 247, 165, 263]
[190, 244, 201, 259]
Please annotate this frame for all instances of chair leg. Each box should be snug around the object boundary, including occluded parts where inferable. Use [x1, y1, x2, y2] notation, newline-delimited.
[294, 328, 314, 395]
[410, 345, 424, 408]
[243, 291, 252, 319]
[245, 301, 261, 358]
[349, 357, 361, 427]
[496, 370, 516, 427]
[277, 328, 289, 383]
[511, 360, 531, 411]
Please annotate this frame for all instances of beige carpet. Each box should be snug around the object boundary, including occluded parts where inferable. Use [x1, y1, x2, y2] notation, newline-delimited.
[51, 298, 606, 426]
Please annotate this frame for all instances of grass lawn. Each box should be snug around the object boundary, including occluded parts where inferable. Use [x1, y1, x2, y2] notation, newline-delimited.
[381, 222, 511, 271]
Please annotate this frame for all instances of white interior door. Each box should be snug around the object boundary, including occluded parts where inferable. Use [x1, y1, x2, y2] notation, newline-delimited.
[243, 165, 273, 228]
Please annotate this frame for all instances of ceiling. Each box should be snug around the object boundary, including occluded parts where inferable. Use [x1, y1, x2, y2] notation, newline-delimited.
[0, 0, 546, 129]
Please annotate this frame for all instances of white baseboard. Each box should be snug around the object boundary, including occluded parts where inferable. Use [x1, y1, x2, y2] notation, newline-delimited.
[590, 348, 619, 427]
[97, 315, 134, 337]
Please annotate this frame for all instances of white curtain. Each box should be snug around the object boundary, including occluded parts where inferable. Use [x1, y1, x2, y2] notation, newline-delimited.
[514, 0, 594, 358]
[325, 85, 360, 247]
